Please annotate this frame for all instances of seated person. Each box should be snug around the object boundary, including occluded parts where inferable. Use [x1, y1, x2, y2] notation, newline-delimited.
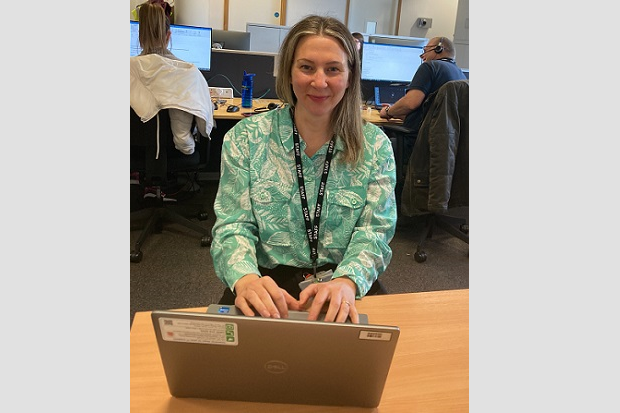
[130, 1, 213, 156]
[378, 36, 466, 204]
[210, 15, 397, 324]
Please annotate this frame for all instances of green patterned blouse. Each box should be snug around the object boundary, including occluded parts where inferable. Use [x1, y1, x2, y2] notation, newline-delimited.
[210, 107, 397, 298]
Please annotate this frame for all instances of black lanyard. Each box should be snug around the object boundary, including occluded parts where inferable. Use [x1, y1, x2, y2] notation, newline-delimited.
[292, 120, 335, 276]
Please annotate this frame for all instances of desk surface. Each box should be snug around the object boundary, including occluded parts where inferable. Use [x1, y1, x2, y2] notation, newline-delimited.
[212, 98, 399, 126]
[130, 289, 469, 412]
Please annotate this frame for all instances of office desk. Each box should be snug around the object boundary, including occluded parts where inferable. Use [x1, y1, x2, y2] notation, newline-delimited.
[212, 98, 281, 120]
[212, 98, 401, 126]
[130, 289, 469, 412]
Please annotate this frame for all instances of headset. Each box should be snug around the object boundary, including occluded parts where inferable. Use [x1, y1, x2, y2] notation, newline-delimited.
[420, 37, 445, 60]
[253, 102, 281, 113]
[434, 37, 444, 54]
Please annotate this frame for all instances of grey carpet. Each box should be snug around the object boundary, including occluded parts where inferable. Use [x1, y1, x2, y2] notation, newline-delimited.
[130, 181, 468, 327]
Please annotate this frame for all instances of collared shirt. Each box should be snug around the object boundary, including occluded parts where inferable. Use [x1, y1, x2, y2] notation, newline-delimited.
[210, 108, 397, 298]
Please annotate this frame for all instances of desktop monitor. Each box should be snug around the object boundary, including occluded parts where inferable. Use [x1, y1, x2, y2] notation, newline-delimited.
[361, 42, 424, 83]
[368, 35, 428, 48]
[211, 29, 251, 51]
[130, 21, 213, 71]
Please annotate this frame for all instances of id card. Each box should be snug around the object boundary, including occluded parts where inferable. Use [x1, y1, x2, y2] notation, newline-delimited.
[298, 270, 333, 291]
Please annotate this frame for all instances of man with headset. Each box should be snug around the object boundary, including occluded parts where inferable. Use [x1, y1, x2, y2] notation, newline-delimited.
[379, 36, 467, 207]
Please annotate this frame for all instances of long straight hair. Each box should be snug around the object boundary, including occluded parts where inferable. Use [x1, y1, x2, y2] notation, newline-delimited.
[276, 15, 365, 164]
[137, 2, 170, 56]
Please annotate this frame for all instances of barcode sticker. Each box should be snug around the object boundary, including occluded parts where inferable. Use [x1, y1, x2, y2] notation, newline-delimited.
[359, 330, 392, 341]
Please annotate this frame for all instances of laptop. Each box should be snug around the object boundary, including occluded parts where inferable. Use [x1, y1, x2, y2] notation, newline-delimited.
[151, 305, 400, 408]
[374, 85, 407, 107]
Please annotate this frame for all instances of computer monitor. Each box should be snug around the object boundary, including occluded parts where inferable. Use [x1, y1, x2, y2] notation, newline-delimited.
[361, 42, 424, 83]
[211, 29, 251, 51]
[130, 21, 213, 71]
[368, 35, 428, 48]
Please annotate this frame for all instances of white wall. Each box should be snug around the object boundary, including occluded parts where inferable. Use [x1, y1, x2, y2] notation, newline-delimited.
[129, 0, 464, 46]
[348, 0, 398, 35]
[399, 0, 459, 39]
[285, 0, 347, 26]
[453, 0, 469, 69]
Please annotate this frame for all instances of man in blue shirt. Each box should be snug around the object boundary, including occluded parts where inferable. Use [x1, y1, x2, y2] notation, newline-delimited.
[379, 36, 467, 206]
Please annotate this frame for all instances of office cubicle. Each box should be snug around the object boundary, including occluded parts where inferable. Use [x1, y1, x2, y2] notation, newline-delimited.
[203, 49, 277, 100]
[211, 29, 251, 51]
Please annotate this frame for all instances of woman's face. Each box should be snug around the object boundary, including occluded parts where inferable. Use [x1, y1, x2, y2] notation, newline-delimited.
[290, 35, 350, 119]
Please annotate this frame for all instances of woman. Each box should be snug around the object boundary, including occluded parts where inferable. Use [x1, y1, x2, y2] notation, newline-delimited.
[130, 1, 213, 156]
[210, 15, 397, 324]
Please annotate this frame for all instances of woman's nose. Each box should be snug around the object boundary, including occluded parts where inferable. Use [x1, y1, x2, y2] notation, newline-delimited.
[311, 70, 328, 88]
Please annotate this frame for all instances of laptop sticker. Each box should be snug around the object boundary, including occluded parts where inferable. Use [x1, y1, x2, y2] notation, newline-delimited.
[159, 317, 238, 345]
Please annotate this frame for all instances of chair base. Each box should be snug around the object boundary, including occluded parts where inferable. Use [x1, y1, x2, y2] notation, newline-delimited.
[130, 204, 212, 263]
[414, 213, 469, 263]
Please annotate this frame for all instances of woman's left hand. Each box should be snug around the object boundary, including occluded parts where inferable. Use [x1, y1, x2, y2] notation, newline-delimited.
[298, 277, 359, 323]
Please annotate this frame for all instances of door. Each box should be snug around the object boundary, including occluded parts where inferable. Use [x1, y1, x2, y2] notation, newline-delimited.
[228, 0, 282, 32]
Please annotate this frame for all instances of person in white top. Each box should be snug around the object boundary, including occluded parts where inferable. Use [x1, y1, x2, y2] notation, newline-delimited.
[130, 1, 213, 155]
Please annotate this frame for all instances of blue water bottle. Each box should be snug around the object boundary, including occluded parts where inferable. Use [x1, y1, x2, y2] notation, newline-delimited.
[241, 70, 256, 108]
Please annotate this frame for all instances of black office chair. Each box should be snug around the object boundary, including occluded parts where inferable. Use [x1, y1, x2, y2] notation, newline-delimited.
[381, 123, 413, 210]
[130, 107, 213, 263]
[400, 80, 469, 263]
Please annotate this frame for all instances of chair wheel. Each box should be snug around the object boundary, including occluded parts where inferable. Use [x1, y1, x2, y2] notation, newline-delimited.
[198, 211, 209, 221]
[414, 250, 427, 263]
[130, 250, 143, 263]
[201, 235, 212, 247]
[460, 224, 469, 234]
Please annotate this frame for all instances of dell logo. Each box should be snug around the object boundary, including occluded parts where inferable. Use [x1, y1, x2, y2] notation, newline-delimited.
[264, 360, 289, 374]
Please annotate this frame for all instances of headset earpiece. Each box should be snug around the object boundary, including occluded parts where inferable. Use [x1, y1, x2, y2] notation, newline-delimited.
[434, 38, 444, 54]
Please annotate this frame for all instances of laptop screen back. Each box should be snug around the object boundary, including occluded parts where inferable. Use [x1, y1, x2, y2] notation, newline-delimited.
[151, 309, 400, 408]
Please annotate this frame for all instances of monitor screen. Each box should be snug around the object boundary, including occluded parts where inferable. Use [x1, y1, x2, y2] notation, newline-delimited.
[130, 21, 213, 71]
[211, 29, 251, 51]
[361, 42, 424, 83]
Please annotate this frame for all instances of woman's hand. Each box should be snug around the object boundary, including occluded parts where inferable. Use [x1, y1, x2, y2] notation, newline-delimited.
[233, 274, 302, 319]
[298, 277, 360, 323]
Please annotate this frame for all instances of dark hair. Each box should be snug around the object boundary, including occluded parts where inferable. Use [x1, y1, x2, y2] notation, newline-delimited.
[276, 15, 364, 164]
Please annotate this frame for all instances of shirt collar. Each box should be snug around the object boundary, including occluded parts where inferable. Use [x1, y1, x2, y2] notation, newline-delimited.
[278, 107, 344, 154]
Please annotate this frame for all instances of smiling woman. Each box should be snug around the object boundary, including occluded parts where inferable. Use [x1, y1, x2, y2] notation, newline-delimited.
[209, 15, 398, 327]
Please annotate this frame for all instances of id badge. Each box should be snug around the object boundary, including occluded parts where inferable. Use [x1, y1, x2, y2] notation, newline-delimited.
[298, 270, 333, 291]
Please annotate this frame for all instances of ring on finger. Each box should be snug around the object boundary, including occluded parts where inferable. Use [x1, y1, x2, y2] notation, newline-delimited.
[342, 300, 351, 307]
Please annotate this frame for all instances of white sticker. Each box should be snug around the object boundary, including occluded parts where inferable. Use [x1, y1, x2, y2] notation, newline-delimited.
[359, 330, 392, 341]
[159, 317, 238, 345]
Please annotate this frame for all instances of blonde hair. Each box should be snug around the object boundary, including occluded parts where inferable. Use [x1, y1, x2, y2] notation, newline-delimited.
[137, 2, 170, 56]
[276, 15, 364, 164]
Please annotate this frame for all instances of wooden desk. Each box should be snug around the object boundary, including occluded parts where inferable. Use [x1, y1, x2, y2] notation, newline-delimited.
[212, 97, 281, 120]
[130, 289, 469, 412]
[212, 98, 401, 127]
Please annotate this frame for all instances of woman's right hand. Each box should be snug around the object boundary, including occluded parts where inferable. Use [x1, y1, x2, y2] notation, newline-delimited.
[233, 274, 301, 319]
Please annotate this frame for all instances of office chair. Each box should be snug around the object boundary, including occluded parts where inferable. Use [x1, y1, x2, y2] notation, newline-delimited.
[130, 107, 213, 263]
[381, 123, 413, 209]
[399, 80, 469, 263]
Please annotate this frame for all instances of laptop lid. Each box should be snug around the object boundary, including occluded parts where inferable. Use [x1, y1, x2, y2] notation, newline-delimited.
[374, 85, 407, 106]
[151, 308, 400, 408]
